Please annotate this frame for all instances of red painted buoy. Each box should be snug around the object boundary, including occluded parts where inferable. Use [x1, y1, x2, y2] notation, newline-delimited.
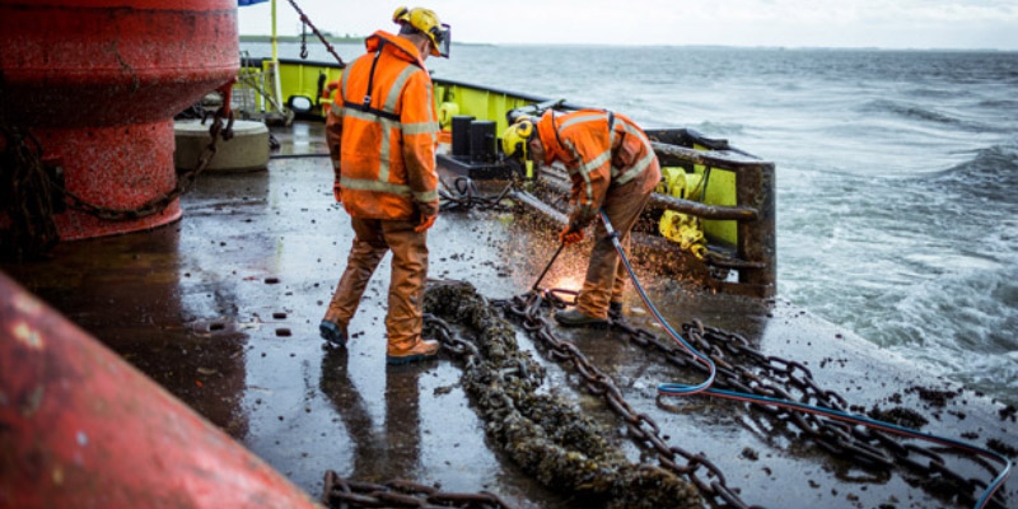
[0, 0, 241, 240]
[0, 272, 323, 508]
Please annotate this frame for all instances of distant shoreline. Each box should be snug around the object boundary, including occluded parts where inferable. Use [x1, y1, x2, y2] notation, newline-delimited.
[238, 36, 1009, 52]
[239, 34, 495, 48]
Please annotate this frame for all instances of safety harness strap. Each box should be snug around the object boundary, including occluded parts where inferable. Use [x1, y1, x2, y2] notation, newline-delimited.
[338, 42, 435, 194]
[343, 40, 422, 122]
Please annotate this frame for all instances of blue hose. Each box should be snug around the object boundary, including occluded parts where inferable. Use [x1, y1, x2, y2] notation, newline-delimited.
[597, 209, 1011, 509]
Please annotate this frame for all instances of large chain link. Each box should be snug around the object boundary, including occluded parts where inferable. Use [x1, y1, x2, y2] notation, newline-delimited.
[321, 470, 516, 509]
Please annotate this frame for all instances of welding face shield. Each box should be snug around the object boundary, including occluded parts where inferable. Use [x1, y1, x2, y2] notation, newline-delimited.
[430, 23, 451, 58]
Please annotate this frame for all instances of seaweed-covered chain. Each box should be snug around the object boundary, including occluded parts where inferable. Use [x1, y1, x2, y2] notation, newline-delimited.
[497, 290, 761, 509]
[284, 0, 346, 67]
[422, 281, 703, 509]
[63, 103, 235, 221]
[321, 470, 515, 509]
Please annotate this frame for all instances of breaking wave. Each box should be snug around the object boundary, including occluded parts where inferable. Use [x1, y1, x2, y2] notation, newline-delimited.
[860, 98, 964, 126]
[914, 142, 1018, 203]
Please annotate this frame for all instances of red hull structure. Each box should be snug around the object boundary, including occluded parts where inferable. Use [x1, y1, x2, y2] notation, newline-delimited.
[0, 272, 322, 508]
[0, 0, 240, 239]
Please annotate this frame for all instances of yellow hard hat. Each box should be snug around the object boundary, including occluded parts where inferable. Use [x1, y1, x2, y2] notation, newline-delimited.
[393, 6, 451, 58]
[501, 117, 535, 158]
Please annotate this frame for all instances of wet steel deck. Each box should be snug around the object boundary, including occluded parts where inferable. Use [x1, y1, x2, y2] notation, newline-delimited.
[2, 122, 1014, 508]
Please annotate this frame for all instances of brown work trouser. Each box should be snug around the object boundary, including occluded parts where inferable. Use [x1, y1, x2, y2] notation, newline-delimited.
[324, 217, 428, 349]
[575, 169, 659, 319]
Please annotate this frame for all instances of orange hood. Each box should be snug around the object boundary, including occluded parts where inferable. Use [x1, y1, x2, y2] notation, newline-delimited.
[364, 30, 428, 70]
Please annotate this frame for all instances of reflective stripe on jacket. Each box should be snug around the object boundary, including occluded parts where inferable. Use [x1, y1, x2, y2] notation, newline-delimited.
[325, 30, 440, 221]
[535, 109, 660, 227]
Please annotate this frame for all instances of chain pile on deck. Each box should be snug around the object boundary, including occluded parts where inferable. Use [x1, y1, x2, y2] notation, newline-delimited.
[494, 288, 1009, 509]
[422, 280, 702, 509]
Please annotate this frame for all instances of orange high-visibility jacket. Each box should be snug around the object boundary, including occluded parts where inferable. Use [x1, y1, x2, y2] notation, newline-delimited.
[326, 30, 440, 221]
[535, 109, 660, 228]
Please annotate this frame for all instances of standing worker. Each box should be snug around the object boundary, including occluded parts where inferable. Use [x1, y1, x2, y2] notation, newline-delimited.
[320, 6, 451, 365]
[502, 109, 661, 327]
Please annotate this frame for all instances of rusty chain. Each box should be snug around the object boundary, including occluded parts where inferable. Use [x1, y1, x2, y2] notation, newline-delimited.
[321, 470, 516, 509]
[491, 288, 1007, 509]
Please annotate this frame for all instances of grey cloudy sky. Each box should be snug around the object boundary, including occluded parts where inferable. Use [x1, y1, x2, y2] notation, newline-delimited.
[239, 0, 1018, 50]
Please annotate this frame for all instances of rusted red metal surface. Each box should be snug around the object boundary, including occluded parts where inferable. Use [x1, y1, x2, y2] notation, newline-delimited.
[0, 0, 240, 239]
[0, 271, 322, 508]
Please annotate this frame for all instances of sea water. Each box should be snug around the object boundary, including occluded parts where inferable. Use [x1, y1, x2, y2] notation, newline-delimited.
[243, 42, 1018, 408]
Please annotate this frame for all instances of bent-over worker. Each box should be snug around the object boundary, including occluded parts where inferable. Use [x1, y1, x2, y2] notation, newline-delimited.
[502, 108, 661, 327]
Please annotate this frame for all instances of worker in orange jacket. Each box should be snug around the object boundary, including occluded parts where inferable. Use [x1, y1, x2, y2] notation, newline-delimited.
[320, 6, 450, 365]
[502, 109, 661, 327]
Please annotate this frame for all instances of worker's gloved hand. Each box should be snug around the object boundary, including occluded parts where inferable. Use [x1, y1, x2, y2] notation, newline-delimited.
[558, 226, 584, 245]
[333, 181, 342, 203]
[414, 213, 437, 233]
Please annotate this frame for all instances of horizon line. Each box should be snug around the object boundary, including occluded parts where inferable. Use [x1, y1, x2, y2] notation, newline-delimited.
[238, 35, 1018, 53]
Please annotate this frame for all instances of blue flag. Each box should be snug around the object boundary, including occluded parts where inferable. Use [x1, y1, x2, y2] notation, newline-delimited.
[238, 0, 269, 6]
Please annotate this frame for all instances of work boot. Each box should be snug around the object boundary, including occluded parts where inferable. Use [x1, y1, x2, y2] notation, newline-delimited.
[608, 301, 625, 322]
[319, 320, 347, 348]
[554, 308, 609, 328]
[386, 338, 440, 365]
